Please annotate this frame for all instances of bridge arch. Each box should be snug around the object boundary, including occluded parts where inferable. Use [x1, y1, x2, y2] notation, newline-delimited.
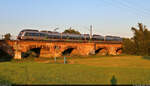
[116, 48, 122, 55]
[95, 47, 108, 55]
[22, 46, 42, 58]
[2, 40, 123, 59]
[62, 46, 77, 56]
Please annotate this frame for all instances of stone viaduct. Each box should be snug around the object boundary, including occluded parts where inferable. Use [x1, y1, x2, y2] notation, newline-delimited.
[0, 40, 122, 59]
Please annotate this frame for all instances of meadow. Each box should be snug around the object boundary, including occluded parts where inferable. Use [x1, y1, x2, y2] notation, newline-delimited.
[0, 55, 150, 85]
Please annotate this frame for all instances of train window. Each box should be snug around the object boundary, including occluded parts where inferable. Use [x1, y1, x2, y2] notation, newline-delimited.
[27, 33, 38, 36]
[36, 33, 40, 36]
[24, 33, 28, 36]
[19, 31, 23, 36]
[33, 33, 39, 36]
[32, 33, 35, 36]
[40, 33, 46, 37]
[29, 33, 33, 36]
[25, 32, 32, 36]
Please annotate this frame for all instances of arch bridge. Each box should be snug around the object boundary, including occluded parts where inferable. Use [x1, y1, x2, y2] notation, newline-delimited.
[0, 40, 122, 59]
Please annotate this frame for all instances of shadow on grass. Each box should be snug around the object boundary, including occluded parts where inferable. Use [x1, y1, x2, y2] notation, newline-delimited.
[0, 57, 12, 62]
[11, 57, 35, 63]
[49, 54, 128, 61]
[142, 56, 150, 60]
[110, 75, 117, 85]
[9, 54, 130, 63]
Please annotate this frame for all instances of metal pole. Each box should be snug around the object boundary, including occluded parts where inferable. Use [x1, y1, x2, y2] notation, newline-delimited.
[61, 33, 62, 40]
[90, 25, 93, 40]
[2, 35, 4, 40]
[104, 36, 106, 41]
[54, 57, 57, 62]
[64, 56, 66, 64]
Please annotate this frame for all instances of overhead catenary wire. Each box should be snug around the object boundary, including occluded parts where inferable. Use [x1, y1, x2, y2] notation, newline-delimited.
[119, 0, 150, 15]
[101, 0, 149, 17]
[115, 0, 150, 16]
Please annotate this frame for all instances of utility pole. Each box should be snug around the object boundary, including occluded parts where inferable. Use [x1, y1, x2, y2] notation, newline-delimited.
[90, 25, 93, 40]
[104, 36, 106, 41]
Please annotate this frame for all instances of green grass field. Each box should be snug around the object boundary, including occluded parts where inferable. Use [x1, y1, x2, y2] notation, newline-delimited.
[0, 55, 150, 85]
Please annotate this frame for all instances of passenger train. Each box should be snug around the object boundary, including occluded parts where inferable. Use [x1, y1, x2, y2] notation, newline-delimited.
[17, 29, 122, 42]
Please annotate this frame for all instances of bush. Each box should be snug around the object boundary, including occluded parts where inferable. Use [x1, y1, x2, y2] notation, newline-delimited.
[122, 38, 137, 55]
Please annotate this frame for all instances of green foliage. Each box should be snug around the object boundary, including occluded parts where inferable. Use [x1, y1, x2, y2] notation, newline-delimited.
[0, 49, 12, 62]
[123, 23, 150, 55]
[4, 33, 11, 40]
[131, 23, 150, 55]
[63, 27, 80, 34]
[122, 38, 137, 55]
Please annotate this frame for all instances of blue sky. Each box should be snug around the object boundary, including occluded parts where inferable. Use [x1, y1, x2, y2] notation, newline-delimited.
[0, 0, 150, 38]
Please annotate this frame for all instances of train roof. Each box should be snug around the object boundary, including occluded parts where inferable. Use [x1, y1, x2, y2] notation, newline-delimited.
[21, 29, 39, 32]
[83, 34, 90, 36]
[93, 34, 103, 36]
[106, 35, 121, 38]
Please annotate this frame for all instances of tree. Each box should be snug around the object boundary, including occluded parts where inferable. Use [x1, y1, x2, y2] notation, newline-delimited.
[4, 33, 11, 40]
[123, 23, 150, 55]
[63, 27, 80, 34]
[130, 23, 150, 55]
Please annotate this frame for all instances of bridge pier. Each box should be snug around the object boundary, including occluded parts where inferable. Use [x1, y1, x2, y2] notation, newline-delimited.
[39, 48, 51, 58]
[108, 47, 117, 55]
[14, 51, 22, 59]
